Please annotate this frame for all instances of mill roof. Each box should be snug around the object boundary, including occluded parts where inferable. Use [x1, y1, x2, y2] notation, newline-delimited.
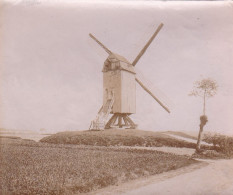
[109, 53, 130, 64]
[103, 53, 135, 74]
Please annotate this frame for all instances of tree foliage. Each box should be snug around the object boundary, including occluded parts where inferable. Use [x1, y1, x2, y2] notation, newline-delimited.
[189, 78, 218, 98]
[189, 78, 218, 115]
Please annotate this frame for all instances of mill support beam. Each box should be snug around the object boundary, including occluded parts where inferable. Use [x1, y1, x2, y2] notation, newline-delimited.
[105, 113, 137, 129]
[105, 114, 118, 129]
[125, 115, 137, 128]
[122, 116, 129, 126]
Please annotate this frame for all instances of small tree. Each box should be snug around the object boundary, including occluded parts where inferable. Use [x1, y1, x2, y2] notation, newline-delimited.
[189, 78, 218, 152]
[189, 78, 218, 115]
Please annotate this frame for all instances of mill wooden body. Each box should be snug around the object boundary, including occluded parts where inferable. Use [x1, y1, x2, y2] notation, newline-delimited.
[103, 53, 136, 114]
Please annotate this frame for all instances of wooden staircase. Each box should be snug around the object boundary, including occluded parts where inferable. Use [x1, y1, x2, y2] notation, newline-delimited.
[89, 95, 114, 130]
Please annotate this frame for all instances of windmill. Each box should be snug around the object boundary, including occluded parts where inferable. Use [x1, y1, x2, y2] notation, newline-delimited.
[89, 23, 170, 130]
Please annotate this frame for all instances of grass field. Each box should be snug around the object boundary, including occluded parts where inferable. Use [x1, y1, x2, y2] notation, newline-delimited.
[40, 129, 199, 149]
[0, 137, 198, 194]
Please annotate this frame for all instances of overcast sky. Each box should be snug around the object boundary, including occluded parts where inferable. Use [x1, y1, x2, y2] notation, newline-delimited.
[0, 1, 232, 135]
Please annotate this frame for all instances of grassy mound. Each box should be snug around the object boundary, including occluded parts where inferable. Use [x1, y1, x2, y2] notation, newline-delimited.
[40, 129, 198, 148]
[1, 137, 198, 194]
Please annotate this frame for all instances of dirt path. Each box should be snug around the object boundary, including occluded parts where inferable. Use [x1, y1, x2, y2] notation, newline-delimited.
[163, 132, 212, 146]
[90, 159, 233, 195]
[124, 159, 233, 195]
[125, 160, 233, 195]
[117, 146, 195, 156]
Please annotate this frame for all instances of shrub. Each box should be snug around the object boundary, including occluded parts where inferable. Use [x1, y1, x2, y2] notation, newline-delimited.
[203, 133, 233, 156]
[192, 150, 227, 159]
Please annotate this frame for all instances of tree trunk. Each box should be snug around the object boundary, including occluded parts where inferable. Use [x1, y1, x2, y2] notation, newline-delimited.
[196, 126, 203, 152]
[196, 115, 208, 153]
[203, 90, 206, 115]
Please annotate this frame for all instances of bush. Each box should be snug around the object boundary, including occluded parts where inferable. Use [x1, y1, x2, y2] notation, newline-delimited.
[203, 133, 233, 156]
[192, 150, 228, 159]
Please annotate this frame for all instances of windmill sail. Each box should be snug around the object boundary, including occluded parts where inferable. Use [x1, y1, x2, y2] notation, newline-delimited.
[135, 77, 170, 113]
[89, 33, 112, 55]
[135, 68, 171, 113]
[132, 23, 163, 66]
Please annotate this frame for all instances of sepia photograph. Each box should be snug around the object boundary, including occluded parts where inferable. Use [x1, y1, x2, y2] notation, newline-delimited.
[0, 0, 233, 194]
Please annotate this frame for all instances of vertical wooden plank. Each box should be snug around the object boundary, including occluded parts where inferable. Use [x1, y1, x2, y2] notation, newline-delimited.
[121, 70, 136, 114]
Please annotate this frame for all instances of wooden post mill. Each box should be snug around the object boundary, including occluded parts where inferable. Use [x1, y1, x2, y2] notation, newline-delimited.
[89, 23, 170, 130]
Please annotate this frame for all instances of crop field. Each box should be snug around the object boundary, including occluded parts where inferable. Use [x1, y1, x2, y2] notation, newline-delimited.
[0, 137, 197, 194]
